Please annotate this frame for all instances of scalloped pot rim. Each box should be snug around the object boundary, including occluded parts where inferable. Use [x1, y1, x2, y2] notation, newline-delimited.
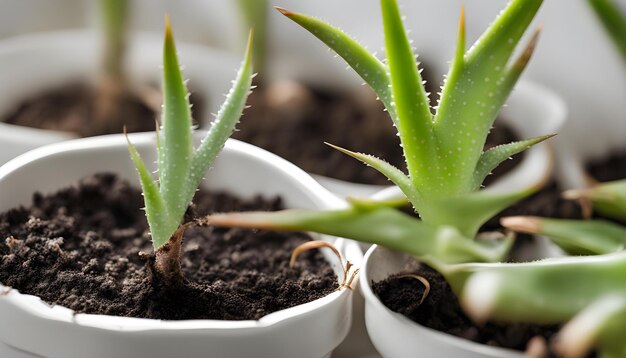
[0, 134, 361, 358]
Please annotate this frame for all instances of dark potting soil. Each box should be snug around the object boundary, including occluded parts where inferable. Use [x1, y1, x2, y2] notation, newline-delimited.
[234, 81, 521, 186]
[586, 149, 626, 182]
[483, 181, 585, 232]
[2, 83, 204, 137]
[372, 263, 596, 357]
[0, 173, 337, 320]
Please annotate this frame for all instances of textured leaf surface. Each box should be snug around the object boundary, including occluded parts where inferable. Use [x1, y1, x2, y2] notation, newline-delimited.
[472, 134, 554, 190]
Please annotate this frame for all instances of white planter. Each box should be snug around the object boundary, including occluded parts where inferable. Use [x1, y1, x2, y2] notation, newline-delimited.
[0, 30, 240, 166]
[360, 245, 523, 358]
[0, 133, 363, 358]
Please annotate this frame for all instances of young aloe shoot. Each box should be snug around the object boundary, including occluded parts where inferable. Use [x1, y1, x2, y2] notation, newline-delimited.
[203, 0, 552, 265]
[126, 19, 253, 285]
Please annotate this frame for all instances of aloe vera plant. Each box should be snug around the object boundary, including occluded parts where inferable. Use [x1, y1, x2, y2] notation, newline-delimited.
[205, 0, 551, 264]
[126, 19, 253, 284]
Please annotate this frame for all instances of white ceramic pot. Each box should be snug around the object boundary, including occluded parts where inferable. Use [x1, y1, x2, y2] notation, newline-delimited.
[0, 30, 240, 166]
[0, 133, 363, 358]
[314, 80, 567, 198]
[360, 245, 523, 358]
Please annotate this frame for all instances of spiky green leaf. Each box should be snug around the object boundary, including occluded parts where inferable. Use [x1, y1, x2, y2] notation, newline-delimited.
[381, 0, 435, 187]
[128, 21, 253, 250]
[326, 142, 421, 208]
[434, 0, 543, 192]
[126, 135, 175, 248]
[472, 134, 555, 190]
[183, 32, 254, 204]
[159, 18, 194, 219]
[275, 7, 395, 124]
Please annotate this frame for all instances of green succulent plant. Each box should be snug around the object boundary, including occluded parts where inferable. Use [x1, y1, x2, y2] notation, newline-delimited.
[195, 1, 625, 355]
[205, 0, 551, 265]
[126, 19, 253, 284]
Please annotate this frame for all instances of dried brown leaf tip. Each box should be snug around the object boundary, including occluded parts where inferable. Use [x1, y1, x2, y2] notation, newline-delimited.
[290, 240, 360, 290]
[274, 6, 294, 17]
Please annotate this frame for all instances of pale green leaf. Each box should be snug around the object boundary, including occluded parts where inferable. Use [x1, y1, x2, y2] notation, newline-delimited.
[184, 32, 254, 204]
[159, 18, 194, 218]
[454, 251, 626, 325]
[275, 7, 396, 125]
[472, 134, 555, 190]
[126, 134, 175, 248]
[423, 186, 536, 238]
[203, 206, 512, 264]
[502, 216, 626, 255]
[434, 0, 543, 192]
[326, 142, 421, 208]
[381, 0, 435, 187]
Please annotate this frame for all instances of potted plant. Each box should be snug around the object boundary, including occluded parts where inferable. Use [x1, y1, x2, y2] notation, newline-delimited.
[0, 0, 239, 166]
[197, 0, 613, 356]
[0, 22, 360, 358]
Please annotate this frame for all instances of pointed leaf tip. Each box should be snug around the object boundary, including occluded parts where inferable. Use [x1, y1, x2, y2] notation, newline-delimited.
[274, 6, 293, 16]
[515, 25, 543, 69]
[245, 28, 254, 64]
[500, 216, 543, 234]
[164, 15, 173, 38]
